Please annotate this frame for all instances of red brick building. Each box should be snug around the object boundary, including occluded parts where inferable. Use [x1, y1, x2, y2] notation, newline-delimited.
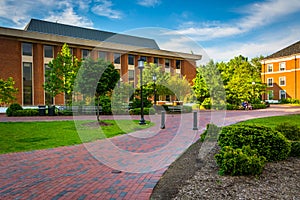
[0, 19, 201, 106]
[261, 41, 300, 101]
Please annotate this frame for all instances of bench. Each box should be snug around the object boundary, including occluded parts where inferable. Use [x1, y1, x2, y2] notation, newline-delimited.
[168, 105, 183, 112]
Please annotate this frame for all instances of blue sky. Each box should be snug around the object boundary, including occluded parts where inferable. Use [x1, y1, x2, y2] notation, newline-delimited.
[1, 0, 300, 62]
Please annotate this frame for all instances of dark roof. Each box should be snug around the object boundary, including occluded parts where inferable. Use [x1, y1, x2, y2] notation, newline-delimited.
[266, 41, 300, 59]
[24, 19, 160, 50]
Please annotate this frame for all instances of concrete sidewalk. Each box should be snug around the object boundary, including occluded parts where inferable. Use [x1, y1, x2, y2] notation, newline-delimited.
[0, 105, 299, 200]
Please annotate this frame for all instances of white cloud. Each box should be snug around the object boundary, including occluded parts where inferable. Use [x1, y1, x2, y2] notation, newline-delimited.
[169, 0, 300, 41]
[137, 0, 161, 7]
[44, 7, 93, 28]
[91, 0, 122, 19]
[0, 0, 94, 28]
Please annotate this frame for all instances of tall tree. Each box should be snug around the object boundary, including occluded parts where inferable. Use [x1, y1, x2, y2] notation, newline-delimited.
[75, 58, 120, 121]
[43, 43, 81, 105]
[167, 74, 192, 102]
[193, 67, 209, 104]
[0, 77, 18, 106]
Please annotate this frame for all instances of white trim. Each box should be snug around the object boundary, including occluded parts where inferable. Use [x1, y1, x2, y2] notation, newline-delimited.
[22, 55, 33, 62]
[114, 63, 121, 69]
[165, 68, 170, 73]
[262, 54, 300, 64]
[279, 90, 286, 99]
[261, 68, 300, 75]
[279, 76, 286, 86]
[176, 69, 181, 74]
[44, 57, 53, 64]
[128, 64, 135, 70]
[267, 77, 273, 87]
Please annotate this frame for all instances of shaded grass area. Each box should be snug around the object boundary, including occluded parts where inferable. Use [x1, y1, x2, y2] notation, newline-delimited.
[0, 120, 154, 154]
[237, 114, 300, 128]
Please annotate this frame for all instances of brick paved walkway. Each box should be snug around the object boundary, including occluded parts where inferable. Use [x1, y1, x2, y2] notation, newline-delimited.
[0, 105, 299, 200]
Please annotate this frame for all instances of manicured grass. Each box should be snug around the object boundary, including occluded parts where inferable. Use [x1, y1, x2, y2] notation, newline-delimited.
[237, 114, 300, 128]
[0, 120, 154, 154]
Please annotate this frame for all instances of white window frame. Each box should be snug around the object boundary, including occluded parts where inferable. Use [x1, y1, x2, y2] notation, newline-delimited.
[279, 76, 286, 86]
[267, 64, 273, 72]
[267, 78, 273, 87]
[279, 90, 286, 100]
[267, 90, 274, 100]
[279, 62, 286, 71]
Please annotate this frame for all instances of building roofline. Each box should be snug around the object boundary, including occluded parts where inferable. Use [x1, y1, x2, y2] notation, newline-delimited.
[0, 26, 201, 60]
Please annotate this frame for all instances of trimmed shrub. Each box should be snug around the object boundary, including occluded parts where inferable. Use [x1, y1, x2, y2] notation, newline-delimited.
[219, 125, 291, 162]
[129, 107, 155, 115]
[275, 122, 300, 141]
[13, 109, 39, 116]
[182, 105, 192, 113]
[6, 103, 23, 116]
[226, 104, 242, 110]
[290, 141, 300, 157]
[215, 145, 266, 176]
[200, 123, 222, 142]
[251, 104, 267, 110]
[201, 98, 211, 109]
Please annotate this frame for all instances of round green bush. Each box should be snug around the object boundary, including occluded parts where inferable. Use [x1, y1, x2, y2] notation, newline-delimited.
[275, 122, 300, 141]
[6, 103, 23, 116]
[215, 145, 266, 176]
[290, 141, 300, 157]
[219, 125, 291, 162]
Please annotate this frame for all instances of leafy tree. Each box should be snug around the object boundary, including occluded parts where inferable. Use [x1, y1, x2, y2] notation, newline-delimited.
[75, 58, 120, 121]
[0, 77, 18, 106]
[193, 67, 209, 104]
[166, 74, 192, 102]
[43, 43, 81, 105]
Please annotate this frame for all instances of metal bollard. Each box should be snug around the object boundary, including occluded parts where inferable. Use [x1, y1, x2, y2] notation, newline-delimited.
[161, 111, 165, 129]
[193, 111, 198, 130]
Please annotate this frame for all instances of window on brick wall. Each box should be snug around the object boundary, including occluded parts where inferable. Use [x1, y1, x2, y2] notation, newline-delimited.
[279, 62, 286, 71]
[165, 59, 170, 68]
[128, 54, 135, 65]
[44, 64, 54, 105]
[140, 56, 147, 62]
[82, 49, 90, 59]
[267, 90, 274, 100]
[98, 51, 107, 60]
[114, 53, 121, 64]
[23, 62, 33, 105]
[128, 70, 135, 87]
[22, 43, 32, 56]
[267, 78, 273, 87]
[280, 90, 286, 99]
[44, 45, 53, 58]
[154, 57, 159, 65]
[176, 60, 181, 69]
[267, 64, 273, 72]
[279, 76, 286, 86]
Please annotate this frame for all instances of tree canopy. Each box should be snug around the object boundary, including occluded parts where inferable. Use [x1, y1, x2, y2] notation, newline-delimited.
[0, 77, 18, 106]
[43, 43, 81, 105]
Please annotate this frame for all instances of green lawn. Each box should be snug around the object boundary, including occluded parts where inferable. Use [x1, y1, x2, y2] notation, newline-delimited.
[0, 120, 154, 154]
[237, 114, 300, 128]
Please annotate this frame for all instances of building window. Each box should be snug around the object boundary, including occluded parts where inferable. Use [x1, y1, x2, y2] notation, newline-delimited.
[267, 78, 273, 87]
[44, 45, 53, 58]
[128, 70, 135, 87]
[23, 62, 33, 105]
[166, 95, 170, 102]
[128, 54, 135, 65]
[280, 90, 286, 99]
[82, 49, 90, 59]
[98, 51, 107, 60]
[140, 56, 147, 62]
[267, 90, 274, 100]
[267, 64, 273, 72]
[44, 64, 54, 105]
[165, 59, 170, 68]
[279, 62, 286, 71]
[176, 60, 181, 69]
[279, 76, 286, 86]
[154, 57, 159, 65]
[114, 53, 121, 64]
[22, 43, 32, 56]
